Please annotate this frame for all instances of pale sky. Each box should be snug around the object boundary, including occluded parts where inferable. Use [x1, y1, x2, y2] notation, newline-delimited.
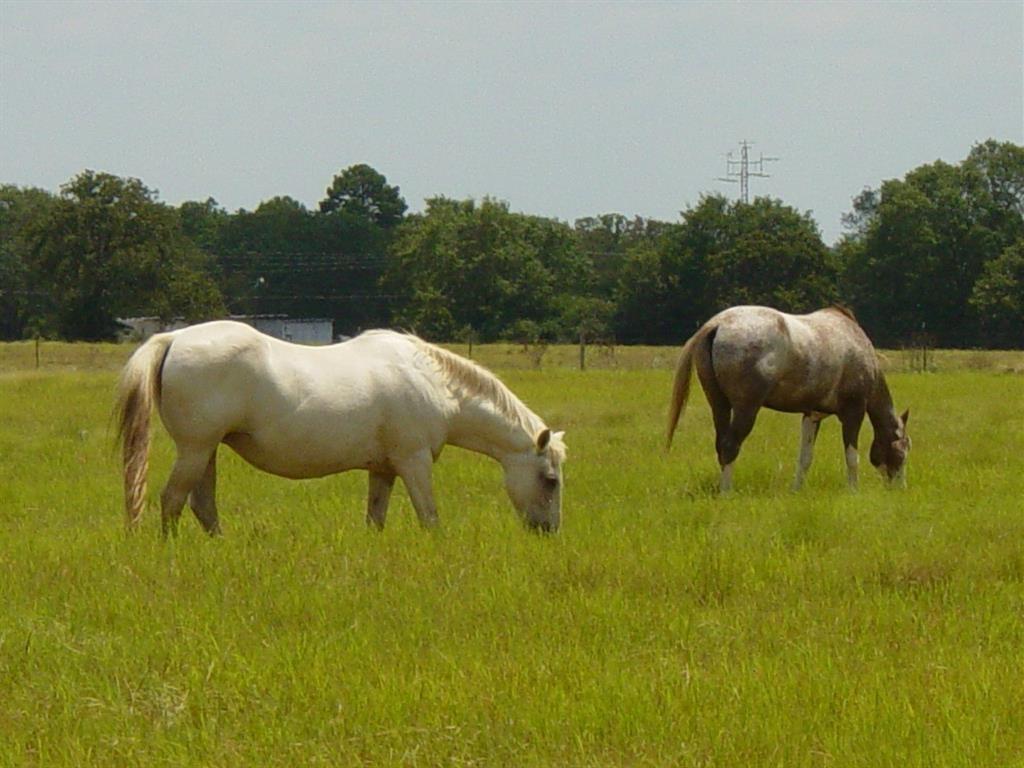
[2, 1, 1021, 245]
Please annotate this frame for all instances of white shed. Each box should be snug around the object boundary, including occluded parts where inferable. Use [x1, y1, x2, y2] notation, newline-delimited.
[120, 315, 335, 345]
[244, 316, 334, 345]
[118, 316, 190, 340]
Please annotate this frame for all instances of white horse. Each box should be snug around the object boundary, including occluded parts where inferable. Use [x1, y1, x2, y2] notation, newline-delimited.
[667, 305, 910, 492]
[116, 320, 566, 535]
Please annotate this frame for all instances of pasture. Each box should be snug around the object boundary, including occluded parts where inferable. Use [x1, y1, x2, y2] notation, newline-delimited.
[1, 341, 1023, 767]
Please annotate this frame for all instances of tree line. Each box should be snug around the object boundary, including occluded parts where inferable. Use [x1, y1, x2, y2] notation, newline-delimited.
[1, 141, 1021, 348]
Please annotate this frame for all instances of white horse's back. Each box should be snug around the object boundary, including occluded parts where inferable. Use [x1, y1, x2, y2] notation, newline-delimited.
[158, 322, 450, 479]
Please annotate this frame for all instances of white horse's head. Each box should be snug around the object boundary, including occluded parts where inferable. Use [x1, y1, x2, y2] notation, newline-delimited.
[502, 428, 566, 532]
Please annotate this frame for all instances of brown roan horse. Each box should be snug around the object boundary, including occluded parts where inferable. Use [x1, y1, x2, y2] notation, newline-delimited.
[667, 305, 910, 492]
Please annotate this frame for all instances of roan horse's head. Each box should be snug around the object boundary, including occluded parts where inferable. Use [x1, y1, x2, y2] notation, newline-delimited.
[870, 409, 911, 487]
[502, 428, 566, 532]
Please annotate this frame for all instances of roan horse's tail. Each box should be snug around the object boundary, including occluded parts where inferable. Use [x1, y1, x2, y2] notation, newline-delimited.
[666, 323, 717, 449]
[115, 332, 175, 530]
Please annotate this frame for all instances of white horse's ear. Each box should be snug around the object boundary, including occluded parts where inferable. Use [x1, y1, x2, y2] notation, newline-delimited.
[535, 428, 551, 452]
[553, 430, 565, 442]
[900, 409, 910, 426]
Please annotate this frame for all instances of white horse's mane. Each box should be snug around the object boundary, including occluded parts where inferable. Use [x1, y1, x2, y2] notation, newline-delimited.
[412, 337, 535, 426]
[401, 334, 565, 462]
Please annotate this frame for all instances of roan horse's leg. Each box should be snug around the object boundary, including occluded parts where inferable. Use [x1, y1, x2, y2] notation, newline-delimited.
[366, 471, 396, 530]
[793, 414, 823, 491]
[393, 450, 440, 528]
[702, 377, 737, 494]
[188, 452, 221, 535]
[839, 409, 865, 490]
[719, 462, 736, 494]
[717, 406, 759, 494]
[161, 447, 215, 537]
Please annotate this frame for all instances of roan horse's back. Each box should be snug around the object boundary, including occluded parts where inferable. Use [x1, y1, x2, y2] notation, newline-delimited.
[708, 305, 877, 414]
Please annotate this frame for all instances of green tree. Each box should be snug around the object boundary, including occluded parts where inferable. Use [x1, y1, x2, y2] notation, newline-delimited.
[318, 164, 407, 229]
[839, 141, 1023, 346]
[214, 196, 318, 317]
[613, 195, 833, 344]
[556, 295, 616, 343]
[179, 197, 229, 252]
[708, 198, 837, 311]
[213, 194, 393, 333]
[26, 171, 223, 340]
[613, 241, 662, 343]
[0, 185, 57, 339]
[969, 238, 1024, 347]
[386, 197, 585, 341]
[963, 139, 1024, 240]
[574, 214, 669, 300]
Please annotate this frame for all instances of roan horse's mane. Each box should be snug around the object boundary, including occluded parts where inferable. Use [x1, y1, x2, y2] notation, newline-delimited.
[825, 304, 857, 322]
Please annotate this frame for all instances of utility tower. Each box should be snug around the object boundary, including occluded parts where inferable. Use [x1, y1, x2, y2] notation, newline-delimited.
[718, 140, 777, 203]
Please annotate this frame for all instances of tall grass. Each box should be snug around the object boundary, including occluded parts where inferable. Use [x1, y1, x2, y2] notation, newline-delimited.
[1, 346, 1022, 766]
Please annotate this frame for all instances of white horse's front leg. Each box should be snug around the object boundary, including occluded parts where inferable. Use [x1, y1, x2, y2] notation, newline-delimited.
[793, 415, 822, 491]
[394, 450, 439, 528]
[366, 471, 396, 530]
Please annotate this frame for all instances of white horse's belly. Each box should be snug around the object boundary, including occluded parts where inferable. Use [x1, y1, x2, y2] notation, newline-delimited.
[222, 426, 378, 479]
[223, 401, 446, 480]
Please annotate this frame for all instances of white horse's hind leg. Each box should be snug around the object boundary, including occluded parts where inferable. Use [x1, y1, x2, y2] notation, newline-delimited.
[394, 450, 439, 528]
[793, 415, 822, 491]
[161, 447, 215, 538]
[188, 452, 221, 535]
[366, 471, 396, 530]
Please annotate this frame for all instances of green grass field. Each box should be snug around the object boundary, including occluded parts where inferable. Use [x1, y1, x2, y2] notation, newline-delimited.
[1, 343, 1023, 766]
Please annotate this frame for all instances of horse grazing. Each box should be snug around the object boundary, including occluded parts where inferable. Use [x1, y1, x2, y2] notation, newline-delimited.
[116, 320, 566, 536]
[666, 305, 910, 492]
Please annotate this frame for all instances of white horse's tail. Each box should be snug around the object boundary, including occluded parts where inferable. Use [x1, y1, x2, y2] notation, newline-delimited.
[116, 332, 175, 531]
[666, 323, 715, 450]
